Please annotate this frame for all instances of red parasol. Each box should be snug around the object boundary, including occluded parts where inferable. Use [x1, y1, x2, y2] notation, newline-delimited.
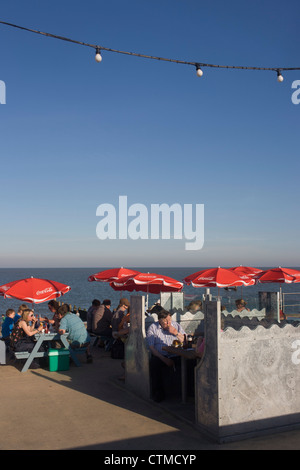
[0, 277, 71, 304]
[229, 265, 263, 279]
[110, 272, 183, 294]
[253, 267, 300, 284]
[110, 272, 183, 308]
[253, 267, 300, 313]
[88, 267, 140, 282]
[228, 266, 262, 297]
[183, 267, 255, 288]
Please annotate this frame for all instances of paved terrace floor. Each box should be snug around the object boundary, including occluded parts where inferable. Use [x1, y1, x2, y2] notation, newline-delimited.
[1, 345, 300, 451]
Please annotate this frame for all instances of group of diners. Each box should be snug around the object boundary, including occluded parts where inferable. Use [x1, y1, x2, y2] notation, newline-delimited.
[1, 294, 250, 403]
[86, 297, 131, 349]
[1, 300, 93, 368]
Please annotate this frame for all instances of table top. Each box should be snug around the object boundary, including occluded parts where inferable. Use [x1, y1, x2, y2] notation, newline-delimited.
[34, 332, 68, 340]
[162, 345, 198, 359]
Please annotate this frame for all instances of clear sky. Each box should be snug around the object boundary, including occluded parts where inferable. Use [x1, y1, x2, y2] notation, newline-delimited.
[0, 0, 299, 268]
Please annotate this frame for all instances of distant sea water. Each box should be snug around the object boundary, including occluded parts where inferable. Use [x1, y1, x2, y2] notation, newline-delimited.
[0, 267, 300, 319]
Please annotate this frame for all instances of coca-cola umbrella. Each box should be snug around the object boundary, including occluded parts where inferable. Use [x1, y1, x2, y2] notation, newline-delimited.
[0, 276, 71, 309]
[88, 267, 140, 282]
[229, 265, 263, 278]
[184, 267, 254, 288]
[229, 265, 263, 297]
[253, 267, 300, 311]
[110, 272, 183, 308]
[253, 267, 300, 284]
[183, 267, 255, 297]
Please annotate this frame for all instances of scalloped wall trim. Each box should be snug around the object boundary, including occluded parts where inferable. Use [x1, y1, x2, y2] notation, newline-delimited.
[221, 322, 300, 337]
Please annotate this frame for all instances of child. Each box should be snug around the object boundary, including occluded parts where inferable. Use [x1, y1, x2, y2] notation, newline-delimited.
[1, 309, 18, 347]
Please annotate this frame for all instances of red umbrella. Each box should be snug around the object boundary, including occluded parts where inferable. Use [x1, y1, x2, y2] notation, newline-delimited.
[110, 272, 183, 308]
[88, 267, 140, 282]
[183, 267, 255, 288]
[253, 267, 300, 313]
[253, 267, 300, 284]
[229, 265, 263, 279]
[0, 277, 71, 304]
[228, 266, 262, 297]
[110, 272, 183, 294]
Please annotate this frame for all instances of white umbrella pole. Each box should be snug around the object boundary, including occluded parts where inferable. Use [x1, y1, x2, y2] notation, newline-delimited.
[146, 285, 149, 311]
[280, 285, 283, 312]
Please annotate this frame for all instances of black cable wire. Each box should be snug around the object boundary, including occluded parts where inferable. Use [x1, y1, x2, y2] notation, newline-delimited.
[1, 20, 300, 73]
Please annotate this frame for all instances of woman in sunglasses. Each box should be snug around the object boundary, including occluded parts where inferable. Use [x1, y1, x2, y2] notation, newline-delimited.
[10, 309, 43, 354]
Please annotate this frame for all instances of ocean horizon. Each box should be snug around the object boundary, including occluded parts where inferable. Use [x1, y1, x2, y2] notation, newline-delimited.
[1, 266, 300, 319]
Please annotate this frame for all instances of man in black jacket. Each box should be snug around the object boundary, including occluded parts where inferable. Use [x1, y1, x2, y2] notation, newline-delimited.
[92, 299, 113, 349]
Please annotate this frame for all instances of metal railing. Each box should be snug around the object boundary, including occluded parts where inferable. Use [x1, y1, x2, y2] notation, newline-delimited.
[282, 292, 300, 318]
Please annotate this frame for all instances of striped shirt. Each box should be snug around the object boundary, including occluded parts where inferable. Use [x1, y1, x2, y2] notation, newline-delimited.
[146, 320, 185, 357]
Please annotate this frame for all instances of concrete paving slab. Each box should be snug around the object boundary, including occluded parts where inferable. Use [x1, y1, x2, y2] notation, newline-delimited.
[1, 346, 300, 450]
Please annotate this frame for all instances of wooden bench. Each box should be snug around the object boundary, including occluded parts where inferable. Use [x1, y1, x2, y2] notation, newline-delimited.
[13, 350, 48, 372]
[14, 351, 47, 360]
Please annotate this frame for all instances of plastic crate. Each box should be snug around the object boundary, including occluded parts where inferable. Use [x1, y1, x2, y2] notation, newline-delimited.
[48, 348, 70, 371]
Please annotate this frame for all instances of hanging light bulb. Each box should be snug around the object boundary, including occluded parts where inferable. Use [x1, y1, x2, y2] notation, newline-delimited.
[277, 69, 284, 82]
[95, 47, 102, 63]
[196, 65, 203, 77]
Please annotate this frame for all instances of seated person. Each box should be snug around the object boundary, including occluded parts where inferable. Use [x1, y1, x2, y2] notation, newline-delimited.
[92, 299, 114, 350]
[1, 309, 21, 347]
[117, 308, 130, 335]
[10, 309, 43, 353]
[146, 309, 186, 402]
[112, 308, 130, 340]
[235, 299, 250, 313]
[111, 298, 130, 333]
[87, 299, 100, 333]
[92, 299, 113, 336]
[47, 300, 60, 331]
[16, 304, 27, 319]
[57, 304, 92, 363]
[186, 300, 202, 312]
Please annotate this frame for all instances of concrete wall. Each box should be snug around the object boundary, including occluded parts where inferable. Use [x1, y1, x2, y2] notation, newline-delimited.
[195, 300, 300, 442]
[125, 293, 300, 443]
[125, 295, 150, 399]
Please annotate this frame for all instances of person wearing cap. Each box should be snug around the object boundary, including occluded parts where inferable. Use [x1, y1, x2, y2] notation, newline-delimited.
[111, 298, 130, 333]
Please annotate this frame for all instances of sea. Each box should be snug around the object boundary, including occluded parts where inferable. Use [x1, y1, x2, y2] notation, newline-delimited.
[1, 267, 300, 320]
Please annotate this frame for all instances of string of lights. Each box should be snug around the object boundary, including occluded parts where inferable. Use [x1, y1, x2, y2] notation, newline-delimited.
[1, 19, 300, 82]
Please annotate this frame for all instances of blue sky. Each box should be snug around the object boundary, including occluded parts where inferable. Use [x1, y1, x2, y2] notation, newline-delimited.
[0, 0, 299, 268]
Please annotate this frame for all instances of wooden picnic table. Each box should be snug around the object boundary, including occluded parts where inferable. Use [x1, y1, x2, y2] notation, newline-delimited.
[17, 332, 83, 372]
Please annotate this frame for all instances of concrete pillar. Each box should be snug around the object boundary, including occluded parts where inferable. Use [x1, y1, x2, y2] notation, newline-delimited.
[259, 291, 280, 321]
[195, 300, 221, 438]
[125, 295, 150, 399]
